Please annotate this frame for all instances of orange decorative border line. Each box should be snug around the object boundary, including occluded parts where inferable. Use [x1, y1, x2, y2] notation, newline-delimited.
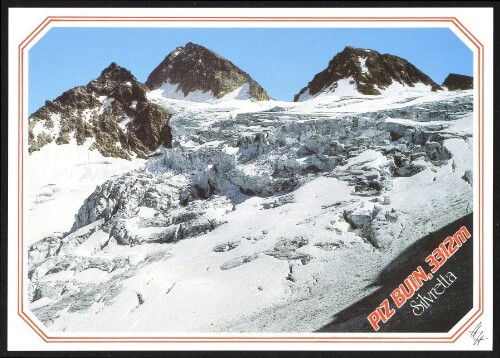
[17, 16, 484, 344]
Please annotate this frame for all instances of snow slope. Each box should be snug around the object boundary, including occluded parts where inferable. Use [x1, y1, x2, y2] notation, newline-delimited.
[26, 89, 474, 333]
[26, 139, 146, 244]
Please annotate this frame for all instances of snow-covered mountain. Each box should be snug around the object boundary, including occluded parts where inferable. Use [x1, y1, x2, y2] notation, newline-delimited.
[294, 46, 442, 101]
[146, 42, 270, 102]
[26, 44, 474, 333]
[28, 63, 172, 159]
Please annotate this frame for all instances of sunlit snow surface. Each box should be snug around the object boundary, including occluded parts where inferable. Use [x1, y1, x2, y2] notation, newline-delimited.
[27, 89, 473, 333]
[151, 82, 253, 103]
[295, 78, 438, 102]
[26, 139, 146, 244]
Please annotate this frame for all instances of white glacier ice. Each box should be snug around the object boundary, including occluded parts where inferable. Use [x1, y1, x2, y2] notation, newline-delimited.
[26, 89, 474, 333]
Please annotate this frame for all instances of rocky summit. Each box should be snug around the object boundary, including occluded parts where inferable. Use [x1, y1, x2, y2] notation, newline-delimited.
[294, 46, 442, 101]
[28, 63, 172, 159]
[145, 42, 270, 101]
[442, 73, 473, 90]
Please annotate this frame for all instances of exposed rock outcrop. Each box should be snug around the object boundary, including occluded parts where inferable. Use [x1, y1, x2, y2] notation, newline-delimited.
[442, 73, 473, 90]
[146, 42, 270, 101]
[294, 46, 442, 101]
[28, 63, 172, 159]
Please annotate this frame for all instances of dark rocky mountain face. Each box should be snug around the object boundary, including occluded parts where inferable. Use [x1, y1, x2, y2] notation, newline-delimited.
[294, 46, 442, 101]
[442, 73, 473, 90]
[28, 63, 172, 159]
[145, 42, 270, 101]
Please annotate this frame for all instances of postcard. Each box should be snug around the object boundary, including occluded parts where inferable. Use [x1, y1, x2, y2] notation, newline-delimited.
[6, 6, 494, 351]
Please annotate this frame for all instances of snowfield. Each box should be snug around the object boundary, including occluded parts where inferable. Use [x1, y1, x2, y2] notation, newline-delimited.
[26, 139, 146, 245]
[26, 89, 473, 333]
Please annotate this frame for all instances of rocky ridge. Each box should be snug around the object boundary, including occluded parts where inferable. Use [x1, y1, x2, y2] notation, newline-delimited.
[28, 63, 172, 159]
[294, 46, 442, 101]
[442, 73, 473, 90]
[145, 42, 270, 101]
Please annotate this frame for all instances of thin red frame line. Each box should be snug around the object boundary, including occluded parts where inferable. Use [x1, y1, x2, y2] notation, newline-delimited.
[449, 48, 484, 344]
[17, 15, 485, 344]
[17, 45, 22, 317]
[38, 335, 462, 342]
[449, 19, 485, 314]
[17, 17, 55, 340]
[20, 21, 52, 53]
[45, 16, 457, 20]
[41, 334, 458, 341]
[478, 19, 485, 314]
[451, 16, 485, 313]
[16, 20, 480, 344]
[450, 19, 484, 316]
[453, 18, 485, 48]
[48, 15, 455, 18]
[19, 312, 49, 342]
[47, 19, 454, 23]
[17, 16, 482, 344]
[21, 49, 25, 316]
[450, 310, 483, 343]
[447, 17, 486, 343]
[19, 17, 51, 49]
[39, 340, 454, 344]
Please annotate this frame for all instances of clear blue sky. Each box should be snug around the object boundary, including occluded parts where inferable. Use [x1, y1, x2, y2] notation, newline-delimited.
[29, 27, 472, 114]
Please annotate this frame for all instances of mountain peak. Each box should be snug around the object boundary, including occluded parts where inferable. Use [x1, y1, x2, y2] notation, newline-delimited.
[342, 45, 369, 53]
[106, 61, 120, 69]
[294, 46, 442, 101]
[145, 43, 270, 101]
[97, 62, 136, 83]
[442, 73, 473, 90]
[29, 63, 171, 159]
[184, 41, 202, 49]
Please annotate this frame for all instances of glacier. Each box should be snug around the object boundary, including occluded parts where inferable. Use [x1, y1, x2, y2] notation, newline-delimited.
[26, 89, 474, 332]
